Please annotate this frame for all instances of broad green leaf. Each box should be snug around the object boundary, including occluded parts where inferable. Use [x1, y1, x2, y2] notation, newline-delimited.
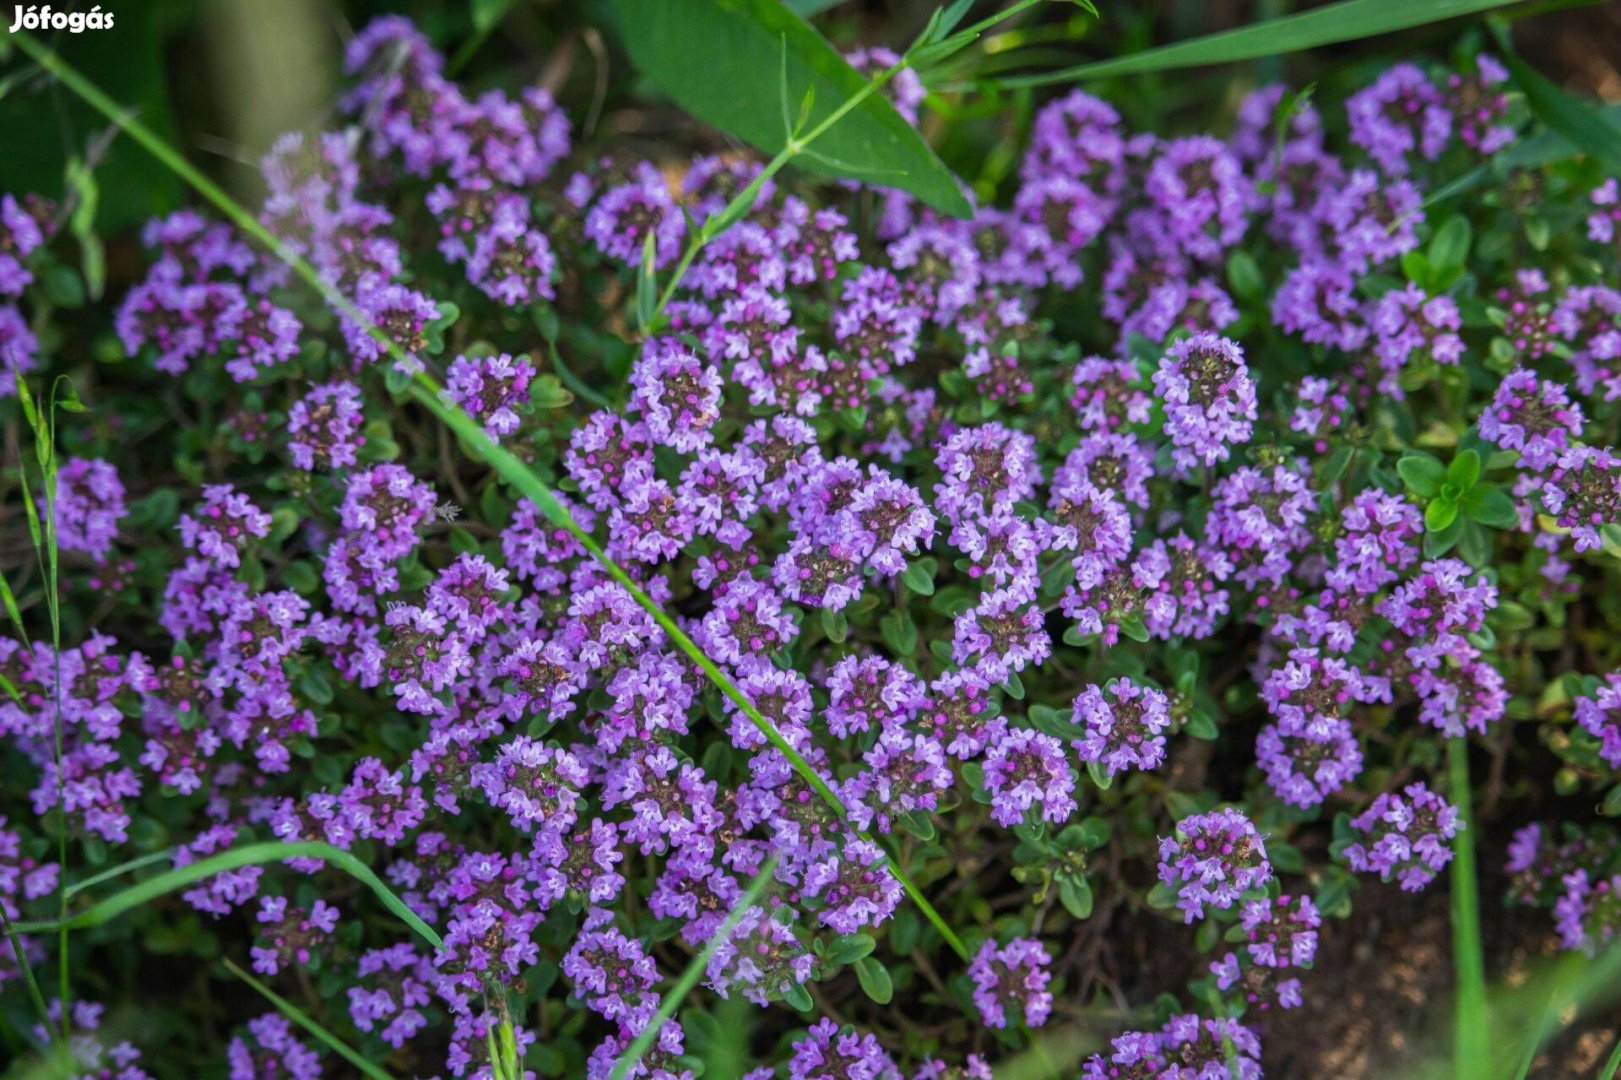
[1426, 498, 1460, 532]
[1463, 486, 1518, 529]
[605, 0, 970, 216]
[901, 560, 936, 596]
[1087, 759, 1113, 790]
[1397, 454, 1446, 498]
[1427, 215, 1472, 280]
[1447, 448, 1482, 492]
[1225, 250, 1263, 301]
[855, 955, 894, 1004]
[998, 0, 1525, 85]
[1058, 873, 1094, 919]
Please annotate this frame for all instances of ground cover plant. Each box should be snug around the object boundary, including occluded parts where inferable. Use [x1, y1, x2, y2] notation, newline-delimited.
[2, 0, 1621, 1076]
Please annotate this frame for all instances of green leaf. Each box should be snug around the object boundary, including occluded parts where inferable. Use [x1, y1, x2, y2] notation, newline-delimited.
[1078, 816, 1112, 850]
[636, 231, 659, 333]
[1426, 498, 1460, 532]
[1424, 513, 1466, 557]
[1185, 710, 1219, 741]
[854, 956, 894, 1004]
[1058, 873, 1094, 920]
[900, 560, 936, 596]
[823, 933, 876, 965]
[1498, 48, 1621, 177]
[1447, 448, 1482, 492]
[1087, 759, 1113, 790]
[782, 981, 814, 1012]
[472, 0, 511, 32]
[881, 610, 918, 658]
[1427, 215, 1472, 281]
[1225, 250, 1263, 301]
[1397, 454, 1446, 498]
[605, 0, 969, 216]
[994, 0, 1526, 85]
[1462, 486, 1518, 529]
[898, 810, 936, 842]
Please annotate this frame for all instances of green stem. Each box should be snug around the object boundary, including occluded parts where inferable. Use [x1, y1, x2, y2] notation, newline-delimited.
[1448, 737, 1489, 1080]
[0, 904, 54, 1041]
[11, 29, 972, 965]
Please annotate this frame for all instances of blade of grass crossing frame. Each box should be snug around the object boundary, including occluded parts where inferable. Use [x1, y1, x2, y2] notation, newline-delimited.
[1511, 952, 1586, 1080]
[610, 855, 779, 1080]
[994, 0, 1525, 86]
[62, 849, 174, 900]
[224, 957, 394, 1080]
[1448, 738, 1489, 1080]
[1496, 46, 1621, 176]
[9, 31, 971, 965]
[10, 841, 443, 950]
[1604, 1036, 1621, 1080]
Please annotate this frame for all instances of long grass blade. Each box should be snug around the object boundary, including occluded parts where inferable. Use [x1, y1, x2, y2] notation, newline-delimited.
[63, 849, 174, 900]
[992, 0, 1524, 87]
[0, 904, 54, 1039]
[223, 957, 394, 1080]
[8, 31, 971, 965]
[1447, 737, 1489, 1080]
[1511, 952, 1586, 1080]
[1497, 46, 1621, 175]
[609, 855, 779, 1080]
[1603, 1037, 1621, 1080]
[9, 841, 442, 951]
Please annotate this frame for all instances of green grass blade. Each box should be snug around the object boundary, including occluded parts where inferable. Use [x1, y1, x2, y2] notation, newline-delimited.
[1510, 952, 1586, 1080]
[1447, 738, 1489, 1080]
[1424, 102, 1621, 207]
[609, 855, 779, 1080]
[1497, 47, 1621, 175]
[993, 0, 1523, 86]
[63, 849, 174, 900]
[1603, 1036, 1621, 1080]
[10, 841, 442, 950]
[223, 957, 394, 1080]
[11, 30, 971, 966]
[0, 905, 55, 1040]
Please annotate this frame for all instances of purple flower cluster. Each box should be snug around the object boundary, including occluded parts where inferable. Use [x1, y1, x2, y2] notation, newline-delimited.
[1343, 782, 1461, 891]
[1157, 808, 1272, 922]
[1082, 1013, 1263, 1080]
[968, 937, 1053, 1029]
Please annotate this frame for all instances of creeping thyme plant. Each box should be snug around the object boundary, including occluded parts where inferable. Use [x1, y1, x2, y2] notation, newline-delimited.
[3, 3, 1621, 1078]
